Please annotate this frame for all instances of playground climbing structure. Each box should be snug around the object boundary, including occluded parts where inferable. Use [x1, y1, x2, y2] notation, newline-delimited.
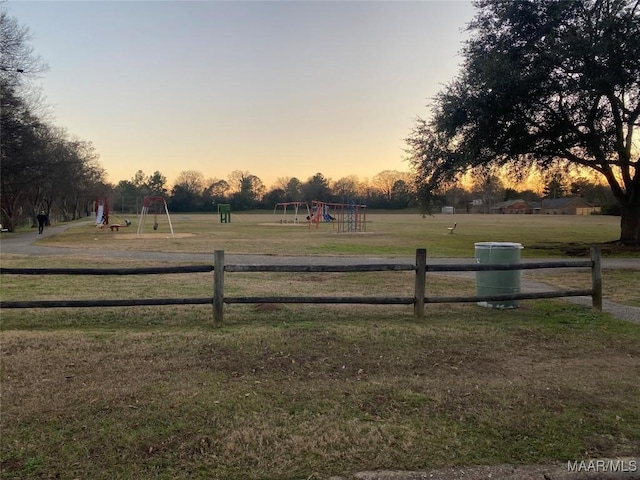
[308, 201, 366, 233]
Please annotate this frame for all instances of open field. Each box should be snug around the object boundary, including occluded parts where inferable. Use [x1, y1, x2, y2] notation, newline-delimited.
[30, 211, 638, 258]
[1, 211, 639, 479]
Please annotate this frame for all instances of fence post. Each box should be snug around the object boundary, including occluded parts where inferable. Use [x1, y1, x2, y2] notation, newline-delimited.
[414, 248, 426, 318]
[214, 250, 225, 326]
[590, 246, 602, 311]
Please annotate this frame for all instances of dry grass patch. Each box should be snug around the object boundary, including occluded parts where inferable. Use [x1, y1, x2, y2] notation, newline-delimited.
[2, 305, 639, 479]
[28, 212, 633, 258]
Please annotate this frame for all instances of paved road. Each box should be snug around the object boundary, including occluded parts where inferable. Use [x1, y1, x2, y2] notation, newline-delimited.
[2, 221, 639, 323]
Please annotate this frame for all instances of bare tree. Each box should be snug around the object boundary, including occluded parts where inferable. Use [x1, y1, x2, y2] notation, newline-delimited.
[174, 170, 205, 196]
[372, 170, 411, 201]
[0, 6, 48, 89]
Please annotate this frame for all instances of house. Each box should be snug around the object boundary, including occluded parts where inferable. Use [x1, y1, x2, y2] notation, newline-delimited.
[488, 197, 600, 215]
[540, 197, 600, 215]
[490, 199, 535, 214]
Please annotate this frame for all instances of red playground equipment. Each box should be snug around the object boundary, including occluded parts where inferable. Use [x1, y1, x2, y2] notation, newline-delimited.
[308, 201, 366, 233]
[95, 197, 132, 231]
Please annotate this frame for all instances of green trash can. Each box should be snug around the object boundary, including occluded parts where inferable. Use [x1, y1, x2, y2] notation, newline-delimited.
[475, 242, 523, 308]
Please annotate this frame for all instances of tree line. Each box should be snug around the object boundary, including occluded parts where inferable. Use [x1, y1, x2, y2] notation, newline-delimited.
[113, 169, 417, 214]
[0, 7, 110, 232]
[114, 167, 616, 217]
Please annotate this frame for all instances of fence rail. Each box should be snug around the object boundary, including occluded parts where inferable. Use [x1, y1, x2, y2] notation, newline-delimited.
[0, 248, 603, 325]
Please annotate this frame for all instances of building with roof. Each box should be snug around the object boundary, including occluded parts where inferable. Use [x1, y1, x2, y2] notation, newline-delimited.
[489, 197, 600, 215]
[490, 199, 535, 214]
[539, 197, 600, 215]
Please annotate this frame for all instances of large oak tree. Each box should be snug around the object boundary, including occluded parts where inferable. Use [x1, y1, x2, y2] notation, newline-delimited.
[407, 0, 640, 244]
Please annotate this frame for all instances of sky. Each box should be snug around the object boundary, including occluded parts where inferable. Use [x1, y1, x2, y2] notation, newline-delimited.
[7, 0, 476, 188]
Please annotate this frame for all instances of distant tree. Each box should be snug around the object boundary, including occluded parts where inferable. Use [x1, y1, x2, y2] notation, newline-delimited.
[503, 188, 520, 201]
[284, 177, 302, 201]
[372, 170, 407, 201]
[262, 188, 286, 209]
[119, 170, 167, 201]
[113, 180, 140, 214]
[147, 171, 167, 196]
[0, 7, 107, 229]
[227, 170, 250, 194]
[202, 178, 230, 210]
[569, 176, 616, 207]
[519, 190, 541, 202]
[174, 170, 205, 196]
[543, 171, 568, 199]
[132, 170, 146, 188]
[390, 179, 414, 209]
[207, 179, 230, 200]
[227, 171, 265, 210]
[273, 177, 291, 192]
[332, 175, 360, 203]
[170, 170, 206, 211]
[301, 173, 331, 202]
[407, 0, 640, 244]
[5, 114, 49, 229]
[170, 184, 198, 212]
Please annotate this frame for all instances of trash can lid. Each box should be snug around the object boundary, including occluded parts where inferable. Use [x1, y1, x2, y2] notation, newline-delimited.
[474, 242, 523, 249]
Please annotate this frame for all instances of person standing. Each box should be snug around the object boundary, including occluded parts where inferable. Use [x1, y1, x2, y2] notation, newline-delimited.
[36, 211, 48, 234]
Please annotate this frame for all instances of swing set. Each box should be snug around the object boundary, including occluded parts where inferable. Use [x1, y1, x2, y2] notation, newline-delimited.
[273, 202, 310, 223]
[137, 196, 174, 237]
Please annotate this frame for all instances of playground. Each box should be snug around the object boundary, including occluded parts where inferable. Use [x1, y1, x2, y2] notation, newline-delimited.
[33, 209, 637, 259]
[271, 201, 367, 233]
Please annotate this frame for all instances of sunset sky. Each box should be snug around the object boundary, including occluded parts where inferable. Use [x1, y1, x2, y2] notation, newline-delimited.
[8, 0, 476, 188]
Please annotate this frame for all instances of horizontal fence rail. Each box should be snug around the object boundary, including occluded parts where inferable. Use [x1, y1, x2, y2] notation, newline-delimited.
[0, 248, 603, 324]
[0, 265, 214, 275]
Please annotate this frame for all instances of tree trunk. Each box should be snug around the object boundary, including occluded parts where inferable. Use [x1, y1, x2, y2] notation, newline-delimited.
[619, 201, 640, 245]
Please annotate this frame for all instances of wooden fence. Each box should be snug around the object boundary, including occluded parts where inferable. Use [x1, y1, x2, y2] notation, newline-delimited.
[0, 248, 603, 325]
